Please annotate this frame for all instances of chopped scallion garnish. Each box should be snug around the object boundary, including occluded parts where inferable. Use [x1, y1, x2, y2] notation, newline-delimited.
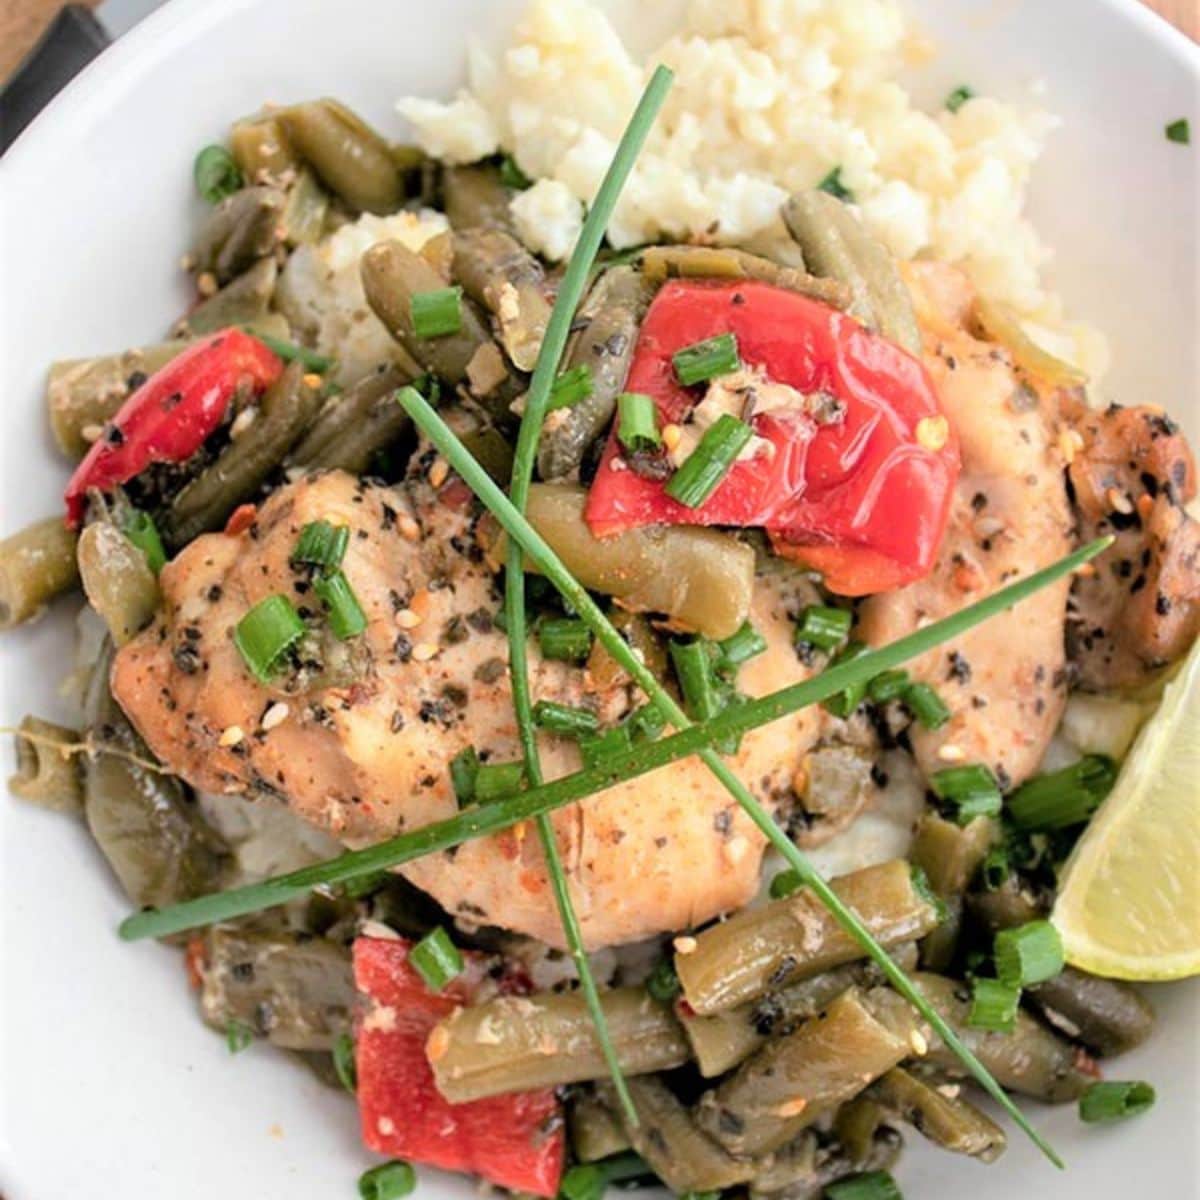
[967, 976, 1021, 1033]
[357, 1160, 417, 1200]
[410, 286, 464, 339]
[930, 763, 1003, 824]
[626, 704, 666, 743]
[821, 642, 873, 717]
[945, 85, 975, 113]
[994, 920, 1064, 988]
[225, 1018, 254, 1054]
[980, 845, 1010, 891]
[539, 617, 593, 662]
[718, 621, 767, 670]
[770, 869, 803, 899]
[559, 1154, 652, 1200]
[672, 332, 740, 387]
[1165, 118, 1190, 145]
[548, 365, 595, 411]
[123, 509, 167, 574]
[533, 700, 600, 738]
[664, 413, 751, 507]
[795, 604, 853, 652]
[473, 761, 527, 803]
[816, 165, 854, 203]
[646, 958, 681, 1003]
[333, 1031, 356, 1093]
[904, 681, 950, 729]
[194, 144, 242, 204]
[1079, 1080, 1156, 1123]
[616, 391, 662, 453]
[824, 1170, 902, 1200]
[580, 724, 633, 769]
[867, 668, 909, 703]
[1006, 755, 1116, 830]
[499, 153, 533, 190]
[312, 569, 367, 640]
[408, 927, 464, 992]
[249, 330, 334, 373]
[292, 520, 349, 571]
[449, 746, 480, 806]
[670, 639, 722, 721]
[233, 594, 305, 681]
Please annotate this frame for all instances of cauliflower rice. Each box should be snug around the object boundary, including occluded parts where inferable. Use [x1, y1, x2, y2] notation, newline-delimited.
[398, 0, 1107, 377]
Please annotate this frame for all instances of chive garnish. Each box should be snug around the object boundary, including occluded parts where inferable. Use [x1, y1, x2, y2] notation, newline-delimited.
[930, 763, 1003, 824]
[499, 153, 533, 190]
[821, 642, 873, 717]
[449, 745, 480, 806]
[408, 927, 464, 992]
[532, 700, 600, 738]
[123, 509, 167, 574]
[670, 639, 723, 721]
[904, 681, 950, 729]
[292, 520, 349, 571]
[559, 1153, 652, 1200]
[664, 413, 751, 507]
[816, 165, 854, 202]
[672, 332, 740, 387]
[472, 761, 527, 803]
[333, 1031, 357, 1093]
[718, 621, 767, 670]
[247, 330, 334, 373]
[646, 958, 681, 1003]
[580, 724, 633, 770]
[410, 286, 464, 339]
[980, 845, 1011, 891]
[1006, 755, 1116, 830]
[1165, 118, 1190, 145]
[867, 668, 909, 703]
[967, 976, 1021, 1033]
[616, 391, 662, 453]
[770, 869, 804, 899]
[945, 85, 976, 113]
[994, 920, 1064, 988]
[795, 604, 852, 652]
[312, 569, 367, 640]
[357, 1160, 417, 1200]
[825, 1169, 902, 1200]
[225, 1018, 254, 1054]
[1079, 1080, 1156, 1123]
[548, 365, 594, 411]
[539, 617, 593, 662]
[193, 144, 242, 204]
[233, 594, 305, 681]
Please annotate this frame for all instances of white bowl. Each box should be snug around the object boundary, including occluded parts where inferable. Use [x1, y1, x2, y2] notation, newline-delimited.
[1, 1, 1197, 1197]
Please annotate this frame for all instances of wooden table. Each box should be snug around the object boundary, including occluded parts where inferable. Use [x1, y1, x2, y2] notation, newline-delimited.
[2, 0, 1196, 96]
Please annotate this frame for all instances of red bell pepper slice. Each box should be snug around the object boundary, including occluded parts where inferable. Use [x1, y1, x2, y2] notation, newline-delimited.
[63, 330, 282, 527]
[584, 280, 959, 595]
[353, 936, 564, 1197]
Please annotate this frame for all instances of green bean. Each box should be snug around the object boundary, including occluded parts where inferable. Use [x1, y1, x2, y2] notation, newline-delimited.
[174, 257, 278, 338]
[586, 608, 668, 693]
[452, 228, 552, 371]
[570, 1090, 632, 1162]
[793, 740, 876, 846]
[640, 244, 850, 310]
[287, 363, 411, 474]
[360, 239, 522, 418]
[442, 163, 516, 234]
[536, 267, 653, 481]
[428, 986, 689, 1102]
[677, 860, 942, 1015]
[190, 186, 285, 284]
[911, 813, 996, 897]
[869, 1067, 1006, 1161]
[0, 517, 79, 629]
[77, 522, 161, 645]
[281, 167, 331, 247]
[83, 642, 231, 909]
[912, 973, 1094, 1102]
[749, 1124, 903, 1198]
[602, 1075, 754, 1192]
[739, 225, 811, 271]
[199, 927, 355, 1050]
[918, 893, 962, 973]
[696, 987, 917, 1157]
[782, 191, 921, 353]
[965, 877, 1043, 932]
[8, 716, 83, 813]
[508, 483, 754, 641]
[278, 99, 402, 215]
[230, 115, 299, 183]
[459, 425, 515, 486]
[163, 362, 321, 547]
[832, 1096, 885, 1167]
[1025, 968, 1154, 1058]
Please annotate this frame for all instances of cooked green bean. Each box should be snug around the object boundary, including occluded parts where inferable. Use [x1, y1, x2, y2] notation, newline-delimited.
[77, 522, 161, 645]
[869, 1067, 1006, 1162]
[174, 257, 278, 337]
[190, 185, 285, 284]
[1024, 968, 1154, 1058]
[603, 1075, 754, 1192]
[677, 859, 942, 1014]
[278, 99, 402, 215]
[428, 986, 689, 1102]
[966, 877, 1043, 933]
[452, 227, 552, 371]
[230, 114, 299, 183]
[199, 927, 355, 1050]
[504, 482, 754, 641]
[536, 266, 653, 481]
[442, 163, 517, 234]
[459, 425, 516, 486]
[586, 608, 668, 692]
[911, 813, 996, 897]
[281, 167, 331, 247]
[918, 893, 962, 973]
[749, 1124, 903, 1198]
[697, 987, 918, 1157]
[570, 1090, 633, 1162]
[83, 642, 231, 909]
[288, 363, 412, 474]
[832, 1096, 886, 1167]
[739, 225, 811, 271]
[8, 716, 83, 813]
[793, 740, 876, 846]
[0, 517, 79, 628]
[163, 362, 321, 547]
[912, 973, 1094, 1102]
[782, 191, 921, 353]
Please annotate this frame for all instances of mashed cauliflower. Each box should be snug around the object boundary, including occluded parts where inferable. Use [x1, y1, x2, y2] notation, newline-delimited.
[398, 0, 1106, 376]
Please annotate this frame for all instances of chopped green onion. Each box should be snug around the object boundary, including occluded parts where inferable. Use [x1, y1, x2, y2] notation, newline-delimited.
[672, 332, 740, 387]
[249, 330, 334, 373]
[499, 153, 533, 189]
[539, 617, 593, 661]
[626, 704, 666, 743]
[967, 977, 1021, 1033]
[816, 165, 854, 203]
[233, 594, 305, 681]
[449, 746, 480, 806]
[580, 725, 633, 769]
[770, 869, 803, 899]
[867, 668, 909, 703]
[532, 700, 599, 738]
[333, 1031, 357, 1093]
[548, 365, 594, 411]
[664, 414, 751, 507]
[980, 845, 1010, 891]
[123, 509, 167, 574]
[559, 1154, 652, 1200]
[358, 1160, 417, 1200]
[646, 958, 681, 1003]
[718, 621, 767, 671]
[821, 642, 873, 717]
[1006, 755, 1116, 830]
[225, 1019, 254, 1054]
[824, 1170, 902, 1200]
[194, 144, 243, 204]
[994, 920, 1064, 988]
[930, 764, 1003, 824]
[292, 520, 349, 571]
[795, 605, 852, 652]
[410, 286, 464, 339]
[904, 681, 950, 730]
[1079, 1080, 1156, 1124]
[945, 85, 975, 113]
[473, 761, 527, 803]
[341, 869, 390, 900]
[616, 391, 662, 453]
[1165, 118, 1191, 145]
[312, 569, 367, 640]
[670, 639, 722, 721]
[408, 927, 464, 992]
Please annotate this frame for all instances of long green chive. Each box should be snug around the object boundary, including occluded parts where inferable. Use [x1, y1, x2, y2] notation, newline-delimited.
[821, 642, 873, 717]
[233, 594, 305, 681]
[358, 1161, 417, 1200]
[770, 869, 804, 899]
[559, 1153, 652, 1200]
[312, 569, 367, 640]
[994, 920, 1064, 988]
[825, 1170, 902, 1200]
[333, 1031, 356, 1093]
[449, 746, 479, 806]
[194, 144, 242, 203]
[646, 958, 681, 1003]
[1165, 118, 1190, 145]
[1079, 1081, 1156, 1123]
[499, 153, 533, 190]
[408, 927, 463, 992]
[816, 165, 854, 202]
[1006, 755, 1116, 830]
[867, 668, 909, 703]
[904, 681, 950, 729]
[981, 845, 1010, 891]
[930, 764, 1003, 824]
[533, 700, 599, 738]
[248, 330, 334, 373]
[945, 85, 976, 113]
[539, 617, 593, 661]
[670, 640, 722, 721]
[580, 725, 633, 769]
[664, 414, 752, 507]
[672, 332, 739, 387]
[967, 977, 1021, 1033]
[292, 520, 349, 571]
[718, 621, 767, 670]
[795, 604, 852, 652]
[616, 391, 662, 453]
[548, 365, 594, 411]
[473, 761, 527, 803]
[410, 286, 464, 339]
[123, 509, 167, 574]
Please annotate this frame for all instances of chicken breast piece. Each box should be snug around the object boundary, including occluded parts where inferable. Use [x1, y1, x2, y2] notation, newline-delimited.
[858, 263, 1075, 789]
[111, 466, 822, 949]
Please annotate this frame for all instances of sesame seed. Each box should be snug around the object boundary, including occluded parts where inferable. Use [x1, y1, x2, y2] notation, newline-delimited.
[398, 515, 421, 542]
[429, 457, 450, 489]
[261, 702, 290, 731]
[411, 642, 440, 662]
[1057, 428, 1084, 464]
[1074, 561, 1097, 578]
[792, 759, 810, 797]
[916, 414, 949, 452]
[937, 743, 966, 762]
[81, 423, 104, 443]
[662, 423, 683, 451]
[673, 935, 698, 955]
[425, 1025, 451, 1063]
[774, 1097, 808, 1118]
[910, 1030, 928, 1055]
[724, 835, 750, 865]
[218, 724, 245, 747]
[377, 1116, 396, 1136]
[1107, 487, 1133, 515]
[196, 271, 218, 297]
[973, 516, 1005, 539]
[610, 457, 627, 472]
[395, 608, 423, 629]
[302, 373, 323, 389]
[229, 407, 258, 439]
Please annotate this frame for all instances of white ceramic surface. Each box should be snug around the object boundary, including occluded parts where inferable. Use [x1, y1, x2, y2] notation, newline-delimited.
[1, 2, 1197, 1197]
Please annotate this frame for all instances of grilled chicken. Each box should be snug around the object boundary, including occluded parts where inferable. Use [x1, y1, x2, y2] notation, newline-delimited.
[111, 462, 823, 949]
